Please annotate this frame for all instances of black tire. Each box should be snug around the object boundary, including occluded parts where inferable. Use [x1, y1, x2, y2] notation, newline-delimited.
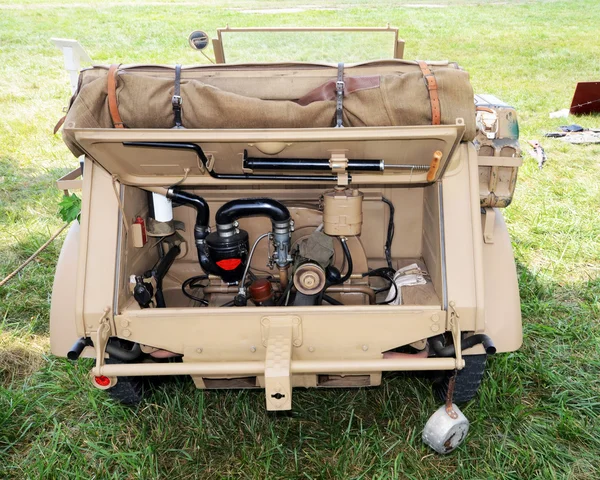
[433, 354, 487, 404]
[104, 357, 147, 405]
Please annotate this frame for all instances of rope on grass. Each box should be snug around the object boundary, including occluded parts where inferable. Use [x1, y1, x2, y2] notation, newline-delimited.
[0, 223, 69, 288]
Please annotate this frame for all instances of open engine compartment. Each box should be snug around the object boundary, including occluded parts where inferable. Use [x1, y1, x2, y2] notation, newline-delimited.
[118, 182, 443, 314]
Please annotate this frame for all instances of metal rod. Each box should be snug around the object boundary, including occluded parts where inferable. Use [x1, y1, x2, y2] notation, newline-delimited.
[326, 284, 376, 304]
[239, 232, 271, 296]
[245, 155, 429, 172]
[124, 142, 342, 182]
[94, 357, 460, 377]
[245, 156, 383, 172]
[384, 164, 429, 171]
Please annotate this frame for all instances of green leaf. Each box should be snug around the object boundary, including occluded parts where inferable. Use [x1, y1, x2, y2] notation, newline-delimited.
[58, 193, 82, 223]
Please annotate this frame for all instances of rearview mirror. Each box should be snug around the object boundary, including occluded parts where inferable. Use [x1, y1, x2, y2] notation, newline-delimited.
[188, 30, 209, 50]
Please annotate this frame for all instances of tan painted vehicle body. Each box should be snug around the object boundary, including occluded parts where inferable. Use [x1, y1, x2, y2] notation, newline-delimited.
[50, 28, 522, 411]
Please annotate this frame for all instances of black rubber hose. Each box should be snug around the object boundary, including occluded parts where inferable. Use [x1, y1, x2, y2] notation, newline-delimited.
[74, 338, 143, 362]
[167, 188, 209, 228]
[338, 239, 353, 284]
[152, 244, 181, 282]
[182, 275, 210, 305]
[197, 244, 216, 276]
[322, 294, 344, 305]
[216, 198, 290, 225]
[105, 342, 143, 362]
[381, 197, 395, 269]
[154, 289, 166, 308]
[276, 278, 294, 306]
[430, 334, 496, 357]
[151, 244, 181, 309]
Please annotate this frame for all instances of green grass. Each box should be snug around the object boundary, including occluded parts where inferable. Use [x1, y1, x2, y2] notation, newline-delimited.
[1, 0, 600, 478]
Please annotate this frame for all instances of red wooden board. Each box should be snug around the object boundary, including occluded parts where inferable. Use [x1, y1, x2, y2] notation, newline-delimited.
[570, 82, 600, 115]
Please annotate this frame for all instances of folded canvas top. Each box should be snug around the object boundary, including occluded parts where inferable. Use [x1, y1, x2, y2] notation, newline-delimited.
[61, 60, 476, 157]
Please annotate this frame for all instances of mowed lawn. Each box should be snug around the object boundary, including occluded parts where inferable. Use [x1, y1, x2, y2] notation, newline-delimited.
[1, 0, 599, 478]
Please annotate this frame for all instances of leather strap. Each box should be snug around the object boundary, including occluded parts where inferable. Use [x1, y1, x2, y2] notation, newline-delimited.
[172, 64, 184, 129]
[297, 75, 380, 106]
[335, 62, 344, 128]
[53, 115, 66, 134]
[417, 61, 441, 126]
[107, 64, 125, 128]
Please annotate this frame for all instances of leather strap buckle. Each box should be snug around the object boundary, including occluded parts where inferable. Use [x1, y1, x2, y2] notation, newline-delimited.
[423, 74, 438, 91]
[335, 63, 344, 128]
[172, 64, 184, 129]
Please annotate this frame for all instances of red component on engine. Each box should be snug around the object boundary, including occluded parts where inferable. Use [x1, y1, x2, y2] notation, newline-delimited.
[249, 278, 274, 304]
[216, 258, 243, 271]
[133, 216, 147, 244]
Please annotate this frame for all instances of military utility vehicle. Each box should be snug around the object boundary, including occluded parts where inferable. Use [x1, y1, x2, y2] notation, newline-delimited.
[51, 27, 522, 453]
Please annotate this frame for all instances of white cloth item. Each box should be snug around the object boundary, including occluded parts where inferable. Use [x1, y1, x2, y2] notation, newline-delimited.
[384, 263, 427, 305]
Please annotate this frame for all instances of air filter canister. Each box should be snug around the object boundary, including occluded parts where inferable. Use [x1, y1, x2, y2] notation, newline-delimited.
[323, 188, 363, 236]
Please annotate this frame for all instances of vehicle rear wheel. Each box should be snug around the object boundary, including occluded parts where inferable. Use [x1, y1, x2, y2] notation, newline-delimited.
[433, 354, 487, 404]
[104, 357, 147, 406]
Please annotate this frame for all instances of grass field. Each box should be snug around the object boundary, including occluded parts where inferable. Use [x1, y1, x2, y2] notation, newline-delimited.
[1, 0, 600, 478]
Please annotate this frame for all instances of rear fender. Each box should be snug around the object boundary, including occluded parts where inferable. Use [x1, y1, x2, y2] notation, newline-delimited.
[468, 209, 522, 354]
[50, 222, 93, 358]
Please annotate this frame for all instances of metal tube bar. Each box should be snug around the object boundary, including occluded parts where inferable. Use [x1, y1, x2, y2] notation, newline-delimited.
[291, 357, 460, 373]
[94, 357, 460, 377]
[124, 142, 341, 182]
[218, 26, 398, 33]
[326, 284, 376, 304]
[245, 157, 383, 172]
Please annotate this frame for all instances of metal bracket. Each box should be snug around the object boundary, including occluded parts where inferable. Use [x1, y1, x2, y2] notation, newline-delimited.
[329, 151, 349, 173]
[56, 166, 83, 195]
[448, 301, 464, 370]
[483, 207, 495, 244]
[261, 316, 302, 348]
[262, 316, 296, 410]
[476, 108, 499, 140]
[445, 371, 459, 419]
[93, 308, 112, 373]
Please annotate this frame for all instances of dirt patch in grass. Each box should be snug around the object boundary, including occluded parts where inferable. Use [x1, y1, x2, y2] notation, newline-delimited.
[0, 331, 49, 386]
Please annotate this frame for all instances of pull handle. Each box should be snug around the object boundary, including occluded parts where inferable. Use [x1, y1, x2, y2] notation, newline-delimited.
[427, 150, 443, 182]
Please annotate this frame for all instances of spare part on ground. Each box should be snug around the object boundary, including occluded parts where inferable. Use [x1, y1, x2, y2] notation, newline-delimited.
[50, 27, 523, 454]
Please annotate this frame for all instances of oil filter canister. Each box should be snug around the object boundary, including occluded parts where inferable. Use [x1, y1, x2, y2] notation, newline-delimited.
[323, 188, 363, 236]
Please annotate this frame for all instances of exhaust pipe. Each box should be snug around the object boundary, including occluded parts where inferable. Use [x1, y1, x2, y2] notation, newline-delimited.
[430, 334, 496, 357]
[67, 338, 142, 362]
[67, 337, 90, 360]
